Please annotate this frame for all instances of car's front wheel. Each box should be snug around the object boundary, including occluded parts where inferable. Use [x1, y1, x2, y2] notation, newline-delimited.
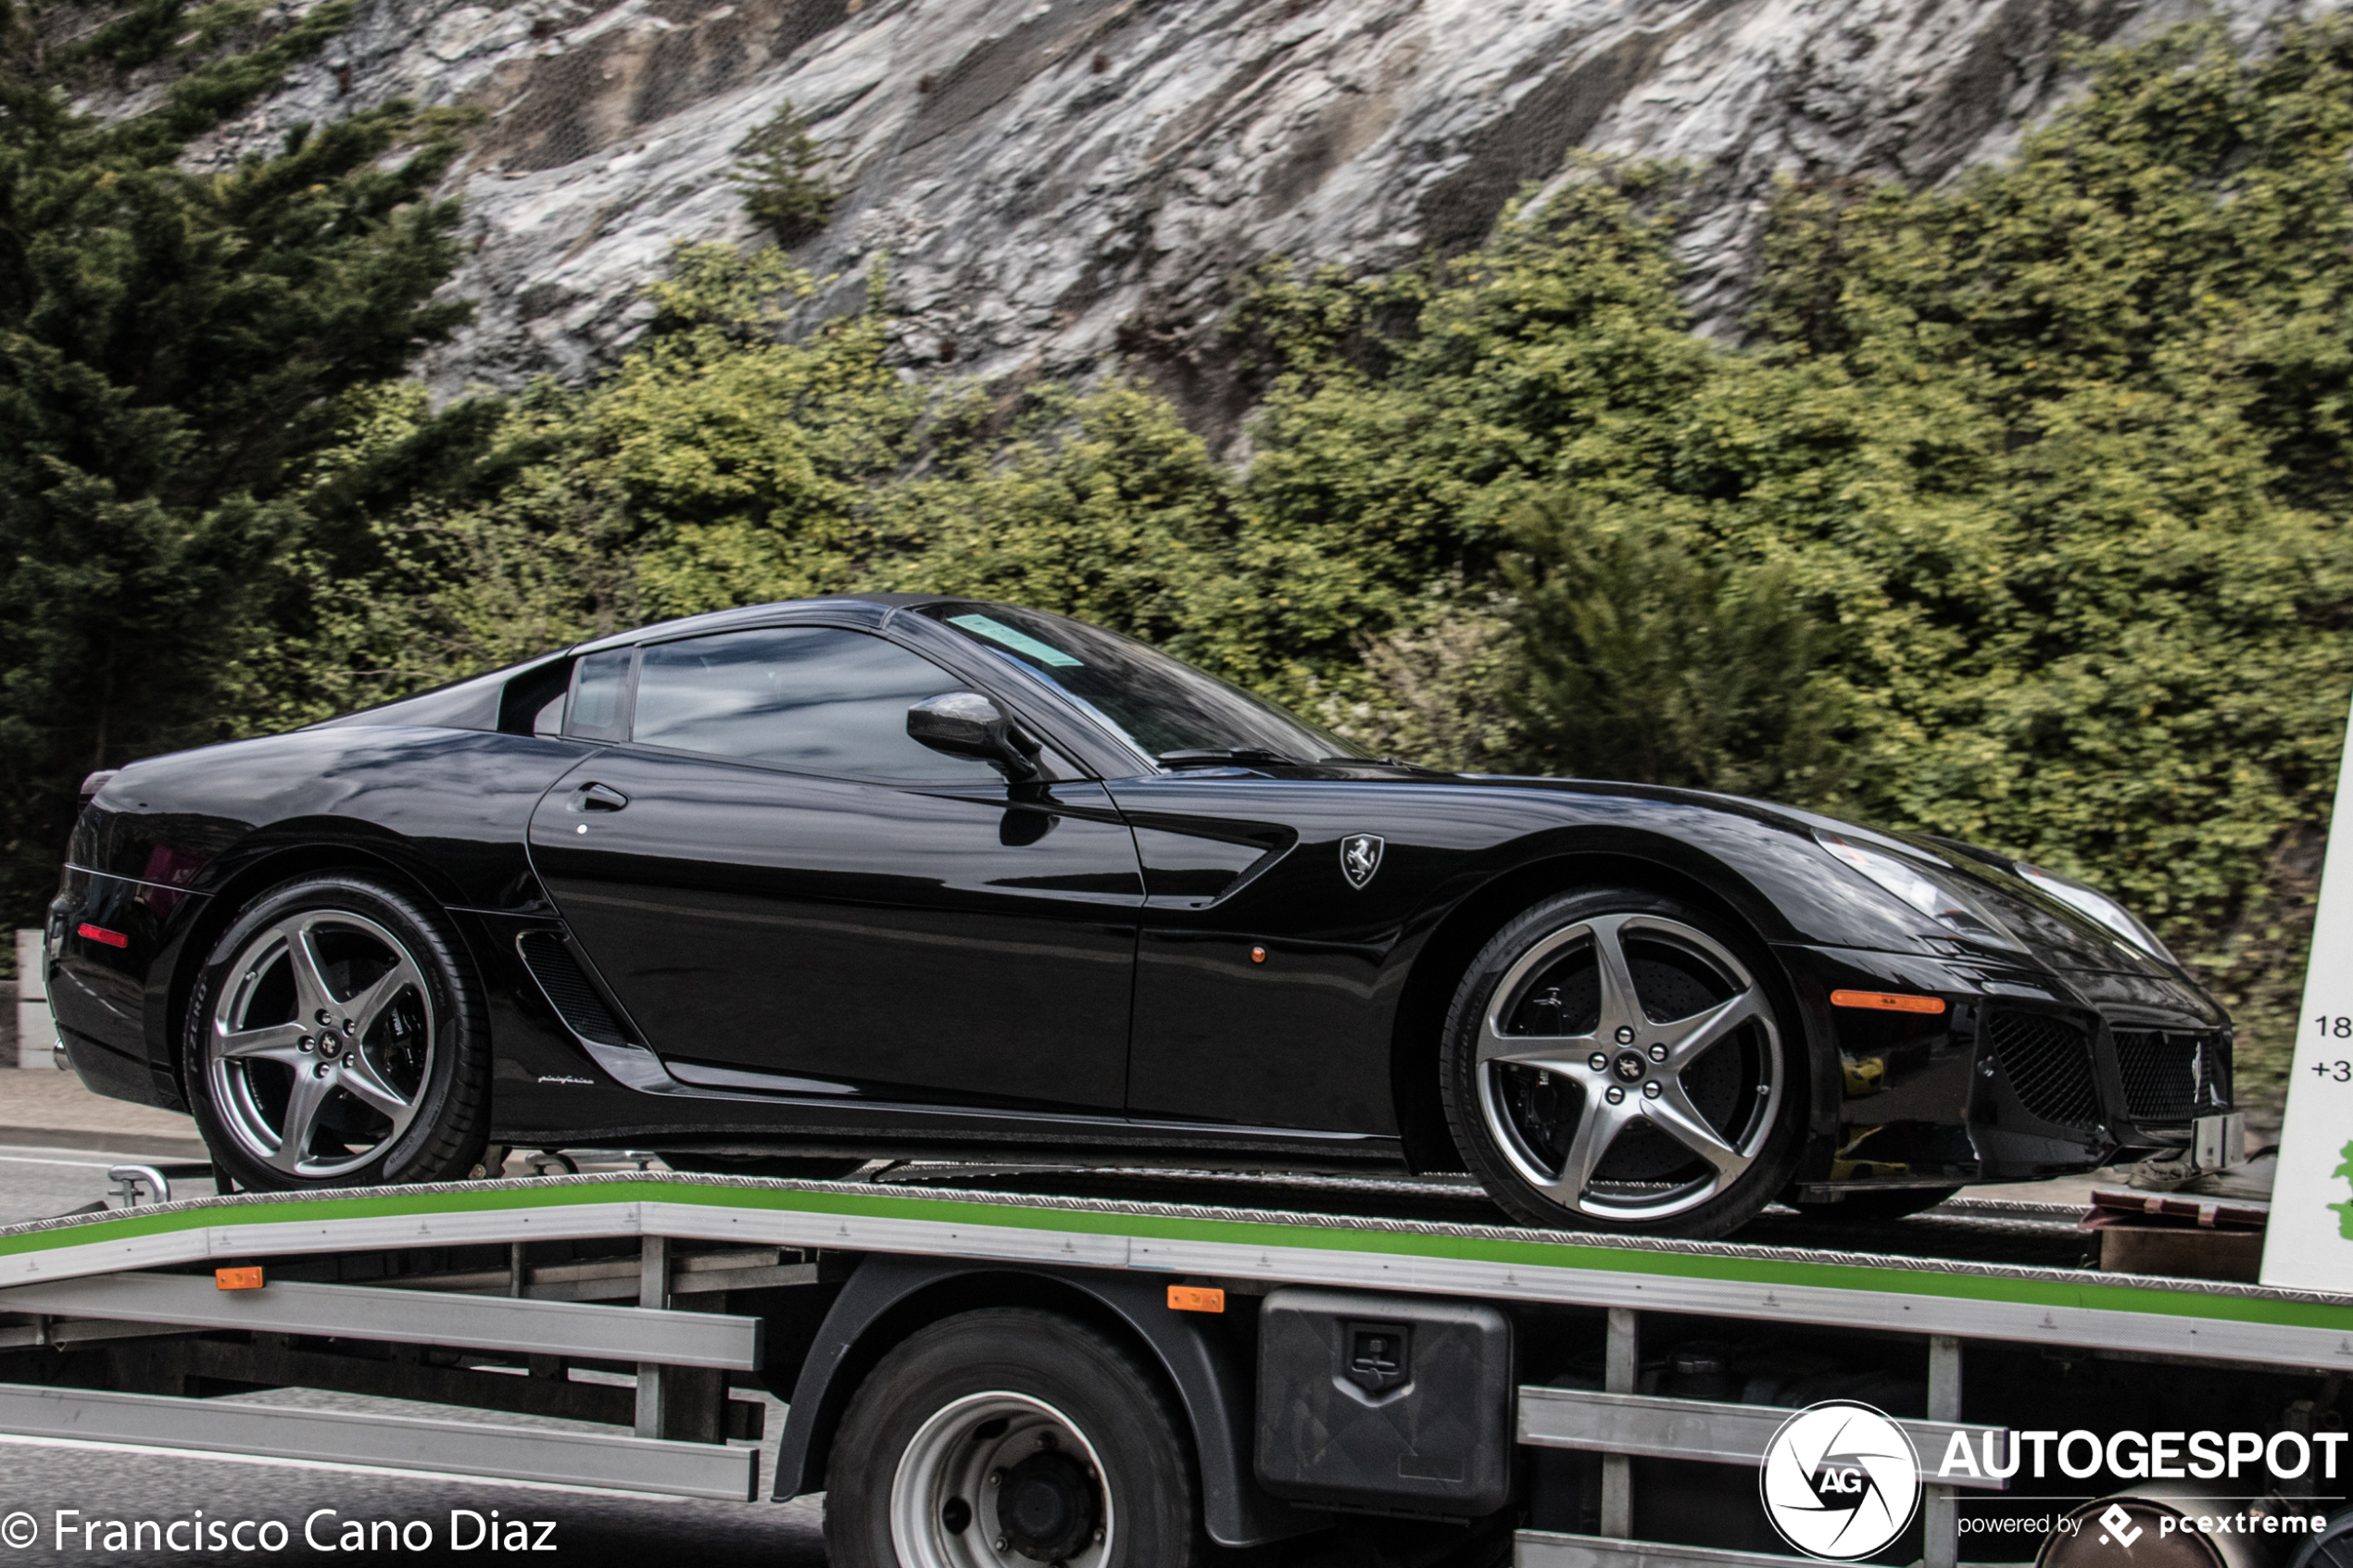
[185, 873, 489, 1191]
[1441, 888, 1806, 1240]
[824, 1307, 1202, 1568]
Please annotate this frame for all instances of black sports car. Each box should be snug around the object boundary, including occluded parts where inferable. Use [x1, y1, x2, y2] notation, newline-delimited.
[47, 595, 2234, 1237]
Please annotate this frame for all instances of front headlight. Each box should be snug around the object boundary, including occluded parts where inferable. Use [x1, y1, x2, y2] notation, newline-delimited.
[1817, 831, 2014, 945]
[2014, 863, 2175, 964]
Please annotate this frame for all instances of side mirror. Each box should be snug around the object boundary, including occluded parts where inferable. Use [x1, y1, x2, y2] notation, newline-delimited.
[908, 692, 1042, 779]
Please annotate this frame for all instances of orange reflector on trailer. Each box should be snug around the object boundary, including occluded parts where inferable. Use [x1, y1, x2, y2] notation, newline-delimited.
[1167, 1286, 1225, 1313]
[1830, 989, 1946, 1015]
[76, 922, 128, 948]
[215, 1267, 264, 1291]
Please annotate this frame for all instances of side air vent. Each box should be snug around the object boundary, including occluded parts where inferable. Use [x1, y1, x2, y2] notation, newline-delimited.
[2114, 1030, 2232, 1124]
[1986, 1010, 2101, 1131]
[518, 931, 630, 1047]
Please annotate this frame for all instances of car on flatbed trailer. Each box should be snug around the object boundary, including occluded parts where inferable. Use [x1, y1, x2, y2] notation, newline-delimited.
[46, 596, 2237, 1241]
[0, 1168, 2340, 1567]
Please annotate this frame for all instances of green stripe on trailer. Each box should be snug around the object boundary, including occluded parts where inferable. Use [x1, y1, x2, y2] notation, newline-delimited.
[2, 1175, 2349, 1365]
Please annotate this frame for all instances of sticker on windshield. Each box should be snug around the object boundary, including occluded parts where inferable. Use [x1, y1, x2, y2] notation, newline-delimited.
[948, 613, 1084, 668]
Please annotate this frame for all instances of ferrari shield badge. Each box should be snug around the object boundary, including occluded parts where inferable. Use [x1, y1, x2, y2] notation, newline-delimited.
[1340, 834, 1385, 890]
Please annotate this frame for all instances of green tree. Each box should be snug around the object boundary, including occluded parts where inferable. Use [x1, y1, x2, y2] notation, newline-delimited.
[1504, 491, 1843, 797]
[731, 101, 840, 247]
[0, 0, 478, 918]
[1236, 165, 1717, 667]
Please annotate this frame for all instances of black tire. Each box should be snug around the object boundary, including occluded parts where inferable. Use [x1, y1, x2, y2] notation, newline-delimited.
[659, 1151, 867, 1181]
[1441, 887, 1808, 1241]
[824, 1307, 1203, 1568]
[184, 873, 490, 1192]
[1788, 1185, 1960, 1221]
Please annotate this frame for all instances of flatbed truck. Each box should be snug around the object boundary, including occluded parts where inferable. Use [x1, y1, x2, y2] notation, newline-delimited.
[0, 1160, 2345, 1567]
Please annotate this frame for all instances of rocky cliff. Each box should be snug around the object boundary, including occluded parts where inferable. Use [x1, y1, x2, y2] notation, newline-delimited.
[165, 0, 2344, 425]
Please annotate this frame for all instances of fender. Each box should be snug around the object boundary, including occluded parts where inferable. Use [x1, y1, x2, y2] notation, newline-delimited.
[770, 1254, 1319, 1548]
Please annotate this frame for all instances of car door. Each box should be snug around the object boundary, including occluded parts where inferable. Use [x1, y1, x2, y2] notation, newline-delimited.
[525, 621, 1144, 1113]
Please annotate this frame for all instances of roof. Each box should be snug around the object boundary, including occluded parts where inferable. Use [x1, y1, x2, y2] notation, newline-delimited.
[571, 594, 964, 656]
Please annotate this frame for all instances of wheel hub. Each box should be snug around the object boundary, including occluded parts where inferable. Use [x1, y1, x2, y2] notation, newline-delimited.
[207, 909, 434, 1181]
[888, 1390, 1114, 1568]
[999, 1447, 1098, 1561]
[1610, 1049, 1647, 1084]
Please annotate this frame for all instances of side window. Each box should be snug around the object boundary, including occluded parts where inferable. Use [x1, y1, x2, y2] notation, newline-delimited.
[629, 626, 1006, 782]
[564, 649, 634, 742]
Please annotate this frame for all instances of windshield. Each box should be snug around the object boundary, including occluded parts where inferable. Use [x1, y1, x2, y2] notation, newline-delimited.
[923, 604, 1367, 767]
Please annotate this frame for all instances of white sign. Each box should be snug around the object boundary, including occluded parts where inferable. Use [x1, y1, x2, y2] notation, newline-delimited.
[2260, 697, 2353, 1291]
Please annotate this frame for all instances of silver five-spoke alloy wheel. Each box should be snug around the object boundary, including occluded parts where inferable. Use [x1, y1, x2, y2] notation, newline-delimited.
[208, 909, 435, 1178]
[889, 1390, 1114, 1568]
[1475, 911, 1781, 1224]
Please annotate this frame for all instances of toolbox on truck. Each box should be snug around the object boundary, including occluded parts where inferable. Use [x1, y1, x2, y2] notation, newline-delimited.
[1254, 1285, 1515, 1516]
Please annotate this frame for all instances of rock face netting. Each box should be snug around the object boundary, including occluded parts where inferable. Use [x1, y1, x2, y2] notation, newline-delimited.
[156, 0, 2348, 408]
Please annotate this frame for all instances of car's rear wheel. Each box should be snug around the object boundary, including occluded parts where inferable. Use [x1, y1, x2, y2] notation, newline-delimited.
[1441, 888, 1806, 1240]
[186, 874, 489, 1191]
[824, 1307, 1203, 1568]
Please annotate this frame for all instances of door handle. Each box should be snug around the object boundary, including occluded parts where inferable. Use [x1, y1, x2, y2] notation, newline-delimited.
[577, 783, 629, 811]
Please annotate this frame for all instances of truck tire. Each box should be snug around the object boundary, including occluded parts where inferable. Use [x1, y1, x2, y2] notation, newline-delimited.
[1441, 888, 1806, 1240]
[824, 1307, 1203, 1568]
[185, 873, 490, 1191]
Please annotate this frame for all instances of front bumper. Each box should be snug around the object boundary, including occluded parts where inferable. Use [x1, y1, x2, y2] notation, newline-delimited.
[1778, 944, 2232, 1187]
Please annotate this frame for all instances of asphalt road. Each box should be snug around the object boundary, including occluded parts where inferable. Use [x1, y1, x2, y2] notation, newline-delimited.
[0, 1144, 129, 1227]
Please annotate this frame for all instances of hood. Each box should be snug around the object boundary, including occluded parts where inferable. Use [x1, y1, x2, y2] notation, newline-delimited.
[1456, 773, 2178, 979]
[1894, 831, 2178, 979]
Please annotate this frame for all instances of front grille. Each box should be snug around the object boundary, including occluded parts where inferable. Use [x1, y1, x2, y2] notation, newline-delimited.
[2113, 1029, 2231, 1124]
[518, 931, 630, 1047]
[1987, 1010, 2101, 1130]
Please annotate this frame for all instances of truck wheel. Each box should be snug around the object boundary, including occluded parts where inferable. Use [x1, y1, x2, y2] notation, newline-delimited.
[185, 874, 489, 1191]
[824, 1307, 1202, 1568]
[1441, 888, 1806, 1240]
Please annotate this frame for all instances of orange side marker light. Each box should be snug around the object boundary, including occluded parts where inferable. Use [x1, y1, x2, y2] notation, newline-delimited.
[215, 1267, 264, 1291]
[1830, 989, 1946, 1015]
[1167, 1285, 1226, 1313]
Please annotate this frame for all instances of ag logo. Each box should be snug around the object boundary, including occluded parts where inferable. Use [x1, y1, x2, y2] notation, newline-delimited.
[1340, 834, 1385, 890]
[1758, 1400, 1921, 1560]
